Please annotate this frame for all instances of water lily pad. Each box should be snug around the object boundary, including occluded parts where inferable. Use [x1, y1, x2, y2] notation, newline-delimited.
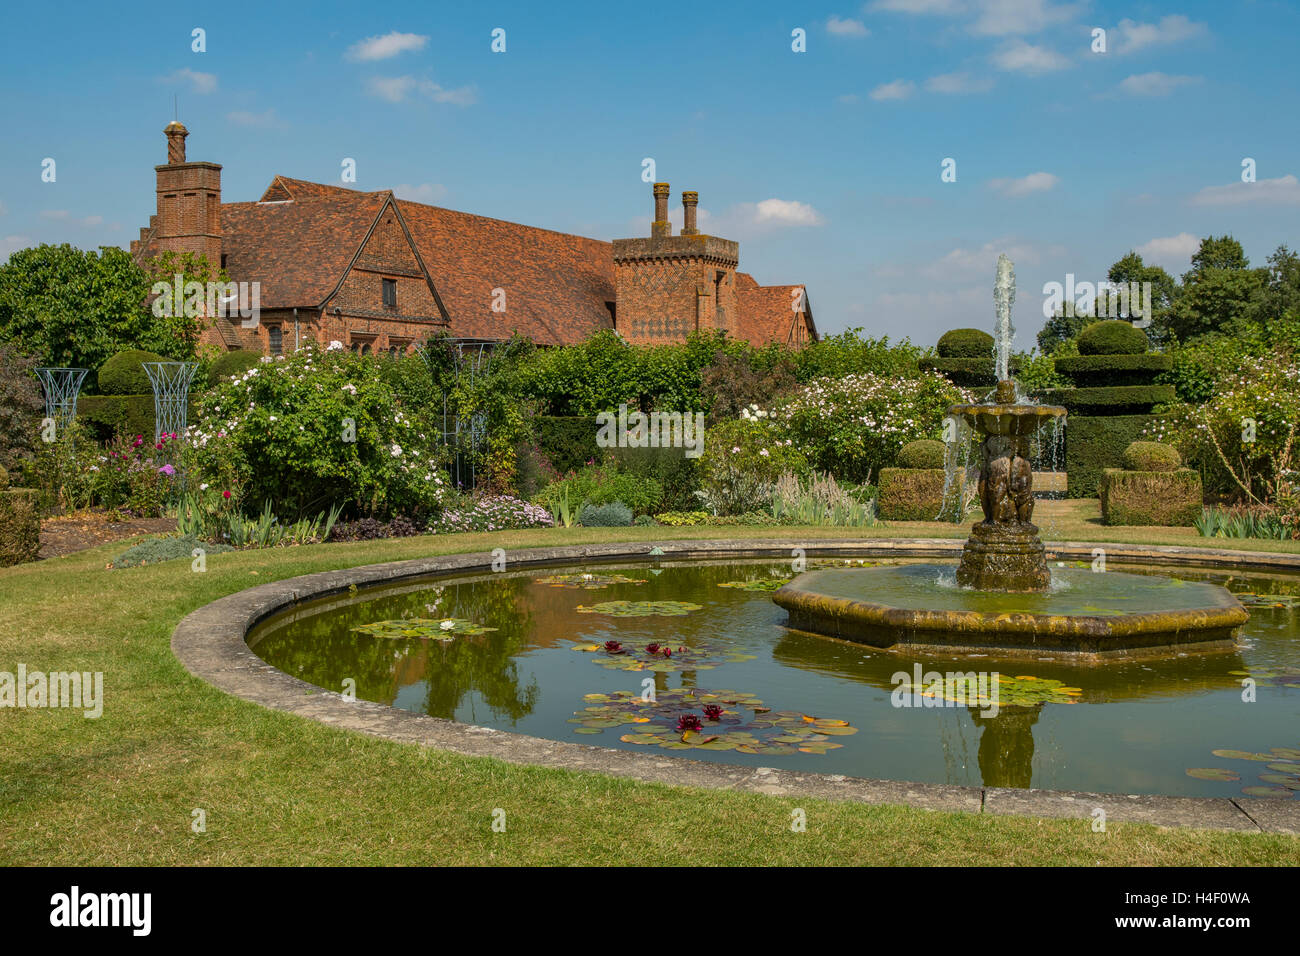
[352, 617, 497, 640]
[1211, 749, 1277, 761]
[717, 578, 791, 592]
[1270, 747, 1300, 760]
[1186, 768, 1240, 781]
[1241, 786, 1295, 798]
[1258, 774, 1300, 789]
[575, 600, 704, 617]
[535, 572, 649, 589]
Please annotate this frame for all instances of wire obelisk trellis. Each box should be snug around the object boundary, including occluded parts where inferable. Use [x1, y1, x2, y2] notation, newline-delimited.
[35, 368, 88, 438]
[415, 338, 497, 490]
[143, 361, 199, 447]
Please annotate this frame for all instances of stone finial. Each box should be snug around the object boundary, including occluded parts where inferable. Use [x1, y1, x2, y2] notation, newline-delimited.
[652, 182, 671, 237]
[681, 190, 699, 235]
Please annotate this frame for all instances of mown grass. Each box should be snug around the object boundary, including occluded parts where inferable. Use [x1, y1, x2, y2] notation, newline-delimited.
[1, 507, 1297, 865]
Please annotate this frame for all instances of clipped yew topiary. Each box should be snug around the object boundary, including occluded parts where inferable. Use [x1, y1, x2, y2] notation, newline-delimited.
[98, 350, 167, 395]
[877, 467, 953, 521]
[1122, 441, 1181, 473]
[1076, 320, 1148, 356]
[897, 439, 946, 469]
[208, 349, 263, 386]
[1099, 469, 1202, 526]
[1053, 353, 1171, 387]
[936, 328, 994, 359]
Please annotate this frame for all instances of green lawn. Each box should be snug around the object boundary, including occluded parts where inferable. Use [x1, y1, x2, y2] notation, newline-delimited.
[2, 506, 1297, 865]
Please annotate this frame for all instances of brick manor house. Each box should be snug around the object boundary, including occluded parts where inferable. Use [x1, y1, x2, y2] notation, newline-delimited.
[130, 123, 818, 356]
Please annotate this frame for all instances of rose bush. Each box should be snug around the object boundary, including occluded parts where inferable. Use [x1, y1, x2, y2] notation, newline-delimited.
[186, 346, 453, 518]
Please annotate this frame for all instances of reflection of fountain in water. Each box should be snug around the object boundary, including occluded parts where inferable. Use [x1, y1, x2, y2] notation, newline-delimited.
[969, 704, 1042, 789]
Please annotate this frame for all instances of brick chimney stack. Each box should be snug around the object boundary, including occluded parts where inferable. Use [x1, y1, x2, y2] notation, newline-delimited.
[651, 182, 671, 238]
[681, 191, 699, 235]
[165, 120, 188, 164]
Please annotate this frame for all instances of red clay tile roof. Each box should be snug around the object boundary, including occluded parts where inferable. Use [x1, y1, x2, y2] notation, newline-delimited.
[221, 190, 390, 308]
[215, 176, 811, 346]
[395, 200, 614, 345]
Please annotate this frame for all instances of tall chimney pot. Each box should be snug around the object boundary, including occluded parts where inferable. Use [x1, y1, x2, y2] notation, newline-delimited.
[652, 182, 671, 237]
[681, 191, 699, 235]
[164, 121, 189, 164]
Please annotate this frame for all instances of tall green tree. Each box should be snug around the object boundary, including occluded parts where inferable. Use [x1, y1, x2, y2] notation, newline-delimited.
[1160, 235, 1267, 343]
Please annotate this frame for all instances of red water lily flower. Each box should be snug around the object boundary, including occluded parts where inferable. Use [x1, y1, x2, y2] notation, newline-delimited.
[646, 643, 660, 655]
[702, 704, 723, 721]
[676, 714, 702, 733]
[603, 640, 623, 654]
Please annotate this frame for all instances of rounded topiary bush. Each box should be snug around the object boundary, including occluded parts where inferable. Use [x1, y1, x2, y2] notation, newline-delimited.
[897, 439, 946, 469]
[1077, 320, 1148, 356]
[98, 350, 167, 395]
[208, 349, 263, 385]
[1122, 441, 1181, 472]
[936, 328, 995, 359]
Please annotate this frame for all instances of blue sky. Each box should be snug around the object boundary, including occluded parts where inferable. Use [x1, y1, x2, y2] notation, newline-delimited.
[1, 0, 1297, 348]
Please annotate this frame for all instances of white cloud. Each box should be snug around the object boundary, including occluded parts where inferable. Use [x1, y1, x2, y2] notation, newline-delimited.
[1117, 72, 1199, 96]
[392, 183, 447, 203]
[870, 79, 917, 101]
[1, 236, 32, 259]
[346, 31, 428, 62]
[163, 68, 217, 94]
[987, 171, 1059, 197]
[39, 210, 103, 228]
[1135, 233, 1200, 265]
[991, 40, 1070, 73]
[635, 198, 824, 239]
[868, 0, 1080, 35]
[227, 109, 281, 128]
[826, 15, 870, 36]
[1190, 175, 1300, 207]
[924, 71, 993, 94]
[752, 199, 824, 226]
[969, 0, 1082, 37]
[366, 76, 477, 105]
[1112, 15, 1207, 55]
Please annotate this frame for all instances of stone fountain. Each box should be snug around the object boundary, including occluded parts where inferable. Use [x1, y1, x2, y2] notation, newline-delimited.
[773, 255, 1248, 660]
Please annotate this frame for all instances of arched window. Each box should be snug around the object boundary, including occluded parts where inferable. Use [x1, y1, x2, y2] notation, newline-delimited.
[361, 343, 371, 355]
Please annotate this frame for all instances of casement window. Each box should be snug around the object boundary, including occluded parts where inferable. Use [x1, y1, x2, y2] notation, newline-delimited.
[382, 278, 397, 308]
[268, 325, 282, 355]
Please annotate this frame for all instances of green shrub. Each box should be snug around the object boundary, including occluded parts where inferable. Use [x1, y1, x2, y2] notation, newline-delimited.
[1054, 353, 1171, 387]
[1041, 384, 1175, 415]
[654, 510, 709, 526]
[937, 328, 994, 359]
[0, 344, 42, 471]
[633, 513, 656, 527]
[579, 501, 632, 527]
[0, 487, 39, 566]
[1099, 469, 1202, 526]
[110, 534, 235, 569]
[208, 349, 262, 386]
[534, 463, 663, 515]
[897, 439, 946, 469]
[876, 468, 948, 521]
[697, 418, 807, 515]
[1122, 441, 1181, 472]
[98, 349, 168, 395]
[1064, 414, 1155, 497]
[77, 395, 155, 443]
[532, 416, 600, 474]
[1076, 320, 1148, 356]
[917, 356, 998, 388]
[607, 445, 700, 513]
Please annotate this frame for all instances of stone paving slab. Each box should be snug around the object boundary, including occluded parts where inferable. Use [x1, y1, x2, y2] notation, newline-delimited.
[171, 539, 1300, 835]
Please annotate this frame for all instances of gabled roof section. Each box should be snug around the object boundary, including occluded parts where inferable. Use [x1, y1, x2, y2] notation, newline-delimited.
[397, 201, 615, 345]
[221, 190, 390, 308]
[735, 272, 818, 347]
[258, 176, 362, 203]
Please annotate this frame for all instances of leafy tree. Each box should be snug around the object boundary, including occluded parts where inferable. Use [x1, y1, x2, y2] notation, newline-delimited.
[1159, 236, 1267, 344]
[1186, 235, 1249, 277]
[1259, 244, 1300, 325]
[1036, 308, 1090, 355]
[0, 244, 209, 373]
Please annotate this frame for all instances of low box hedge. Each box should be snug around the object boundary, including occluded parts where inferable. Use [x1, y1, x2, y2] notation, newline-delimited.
[1099, 468, 1202, 526]
[1042, 384, 1174, 416]
[1064, 414, 1155, 497]
[1053, 353, 1172, 387]
[77, 394, 156, 443]
[918, 356, 1019, 388]
[877, 467, 953, 521]
[0, 487, 40, 567]
[532, 416, 599, 475]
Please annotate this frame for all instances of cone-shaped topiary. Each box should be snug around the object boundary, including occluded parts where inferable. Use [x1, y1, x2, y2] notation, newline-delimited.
[98, 350, 168, 395]
[936, 328, 995, 359]
[1122, 441, 1181, 472]
[897, 439, 947, 469]
[208, 349, 263, 385]
[1077, 320, 1148, 356]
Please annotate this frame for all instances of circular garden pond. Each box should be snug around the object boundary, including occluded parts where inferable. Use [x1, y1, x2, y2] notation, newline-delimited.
[246, 555, 1300, 800]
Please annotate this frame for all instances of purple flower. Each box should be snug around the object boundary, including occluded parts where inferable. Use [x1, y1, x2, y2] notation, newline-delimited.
[158, 464, 176, 476]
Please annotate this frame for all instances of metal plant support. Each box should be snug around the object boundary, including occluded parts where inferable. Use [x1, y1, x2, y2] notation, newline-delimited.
[415, 338, 498, 490]
[143, 361, 199, 447]
[35, 367, 89, 437]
